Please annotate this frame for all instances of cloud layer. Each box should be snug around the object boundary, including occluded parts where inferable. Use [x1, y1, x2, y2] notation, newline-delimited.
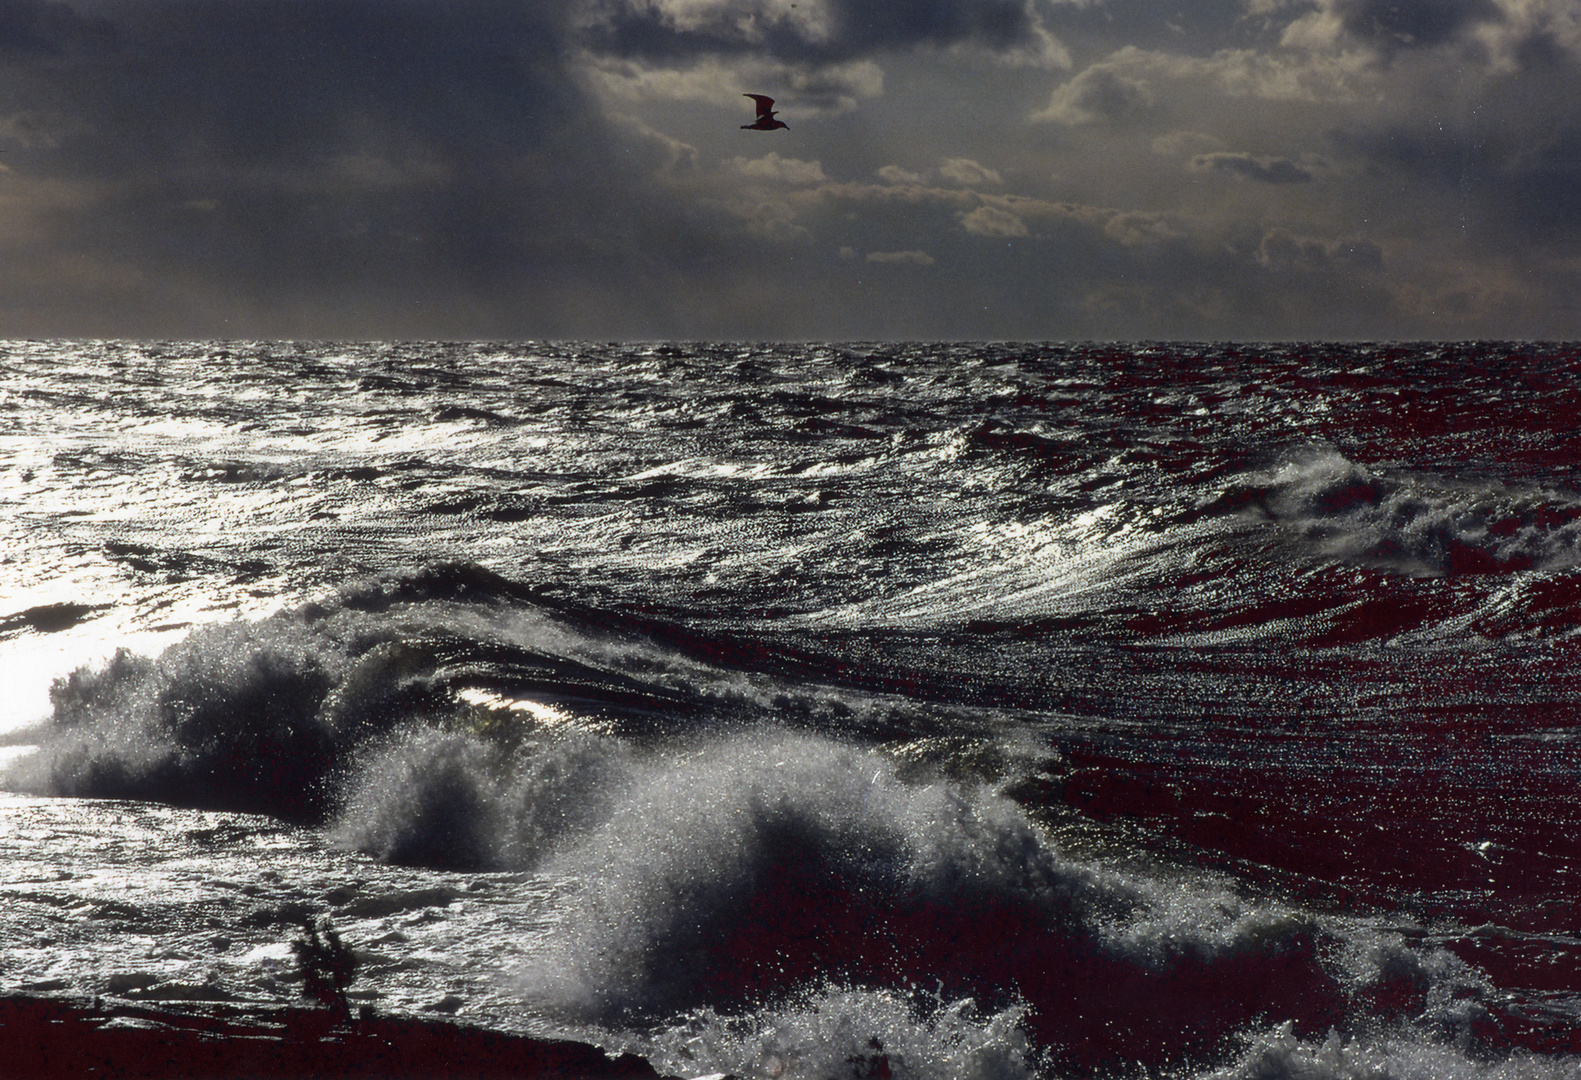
[0, 0, 1574, 338]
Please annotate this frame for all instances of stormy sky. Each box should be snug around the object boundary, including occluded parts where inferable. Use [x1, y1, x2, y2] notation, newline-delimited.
[0, 0, 1577, 340]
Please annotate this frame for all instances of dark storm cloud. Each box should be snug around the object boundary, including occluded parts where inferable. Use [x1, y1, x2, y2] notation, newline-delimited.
[1328, 0, 1504, 50]
[1189, 152, 1313, 184]
[1330, 26, 1581, 248]
[0, 0, 716, 333]
[2, 0, 1578, 339]
[0, 0, 114, 57]
[1342, 120, 1581, 243]
[1506, 134, 1581, 238]
[0, 0, 1089, 337]
[29, 0, 580, 177]
[579, 0, 1050, 63]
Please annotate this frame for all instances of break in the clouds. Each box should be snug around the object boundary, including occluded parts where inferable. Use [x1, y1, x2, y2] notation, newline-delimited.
[0, 0, 1578, 338]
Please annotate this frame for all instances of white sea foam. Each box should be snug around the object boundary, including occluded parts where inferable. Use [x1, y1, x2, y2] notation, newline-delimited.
[1203, 1024, 1581, 1080]
[644, 985, 1037, 1080]
[329, 723, 634, 871]
[1250, 445, 1581, 577]
[514, 728, 1375, 1073]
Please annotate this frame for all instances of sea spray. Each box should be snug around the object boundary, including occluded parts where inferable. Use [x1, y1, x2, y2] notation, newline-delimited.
[1205, 1024, 1581, 1080]
[7, 619, 351, 820]
[519, 730, 1349, 1070]
[3, 563, 708, 824]
[1219, 444, 1581, 577]
[644, 985, 1037, 1080]
[328, 724, 634, 870]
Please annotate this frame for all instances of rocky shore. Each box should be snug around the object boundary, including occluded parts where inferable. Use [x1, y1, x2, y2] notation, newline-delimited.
[0, 995, 667, 1079]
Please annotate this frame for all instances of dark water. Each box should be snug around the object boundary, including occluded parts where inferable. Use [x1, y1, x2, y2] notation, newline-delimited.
[2, 340, 1579, 1078]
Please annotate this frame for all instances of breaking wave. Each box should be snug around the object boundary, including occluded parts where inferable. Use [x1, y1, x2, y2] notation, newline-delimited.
[329, 725, 633, 870]
[519, 731, 1394, 1072]
[1222, 445, 1581, 578]
[4, 561, 1467, 1073]
[1208, 1024, 1581, 1080]
[2, 564, 692, 826]
[645, 986, 1037, 1080]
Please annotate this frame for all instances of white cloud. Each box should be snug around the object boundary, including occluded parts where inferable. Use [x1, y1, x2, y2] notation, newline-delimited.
[949, 18, 1072, 69]
[1255, 228, 1378, 271]
[1470, 0, 1581, 71]
[1273, 0, 1581, 72]
[581, 54, 884, 115]
[1188, 151, 1314, 184]
[580, 0, 837, 46]
[730, 152, 828, 184]
[1099, 210, 1188, 246]
[1279, 7, 1349, 51]
[609, 114, 701, 176]
[1152, 130, 1225, 157]
[1034, 44, 1370, 124]
[876, 165, 927, 185]
[960, 204, 1030, 236]
[732, 197, 809, 239]
[1242, 0, 1304, 13]
[326, 153, 452, 191]
[938, 158, 1003, 186]
[1033, 60, 1155, 124]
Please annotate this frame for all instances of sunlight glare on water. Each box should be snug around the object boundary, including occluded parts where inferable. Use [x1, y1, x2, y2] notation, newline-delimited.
[3, 340, 1581, 1078]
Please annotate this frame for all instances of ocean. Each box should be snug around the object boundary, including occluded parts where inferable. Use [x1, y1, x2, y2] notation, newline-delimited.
[1, 339, 1579, 1078]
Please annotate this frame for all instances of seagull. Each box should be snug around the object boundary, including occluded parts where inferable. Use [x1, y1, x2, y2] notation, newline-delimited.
[741, 94, 789, 131]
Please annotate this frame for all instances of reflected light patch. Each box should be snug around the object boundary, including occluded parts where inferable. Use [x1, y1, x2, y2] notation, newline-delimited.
[455, 687, 580, 729]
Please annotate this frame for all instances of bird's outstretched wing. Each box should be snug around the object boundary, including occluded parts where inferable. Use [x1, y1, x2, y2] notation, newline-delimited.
[744, 94, 776, 120]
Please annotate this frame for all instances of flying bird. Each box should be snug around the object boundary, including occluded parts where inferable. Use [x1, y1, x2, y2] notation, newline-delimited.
[742, 94, 789, 131]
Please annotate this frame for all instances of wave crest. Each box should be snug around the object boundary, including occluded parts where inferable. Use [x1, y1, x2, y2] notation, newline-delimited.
[9, 619, 350, 820]
[1231, 446, 1581, 578]
[3, 564, 686, 826]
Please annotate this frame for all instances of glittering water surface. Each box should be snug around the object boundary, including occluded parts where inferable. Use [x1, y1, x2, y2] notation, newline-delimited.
[0, 794, 564, 1030]
[2, 341, 1580, 1078]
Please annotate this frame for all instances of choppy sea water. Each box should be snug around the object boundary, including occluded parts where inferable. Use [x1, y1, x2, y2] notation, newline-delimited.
[2, 340, 1580, 1079]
